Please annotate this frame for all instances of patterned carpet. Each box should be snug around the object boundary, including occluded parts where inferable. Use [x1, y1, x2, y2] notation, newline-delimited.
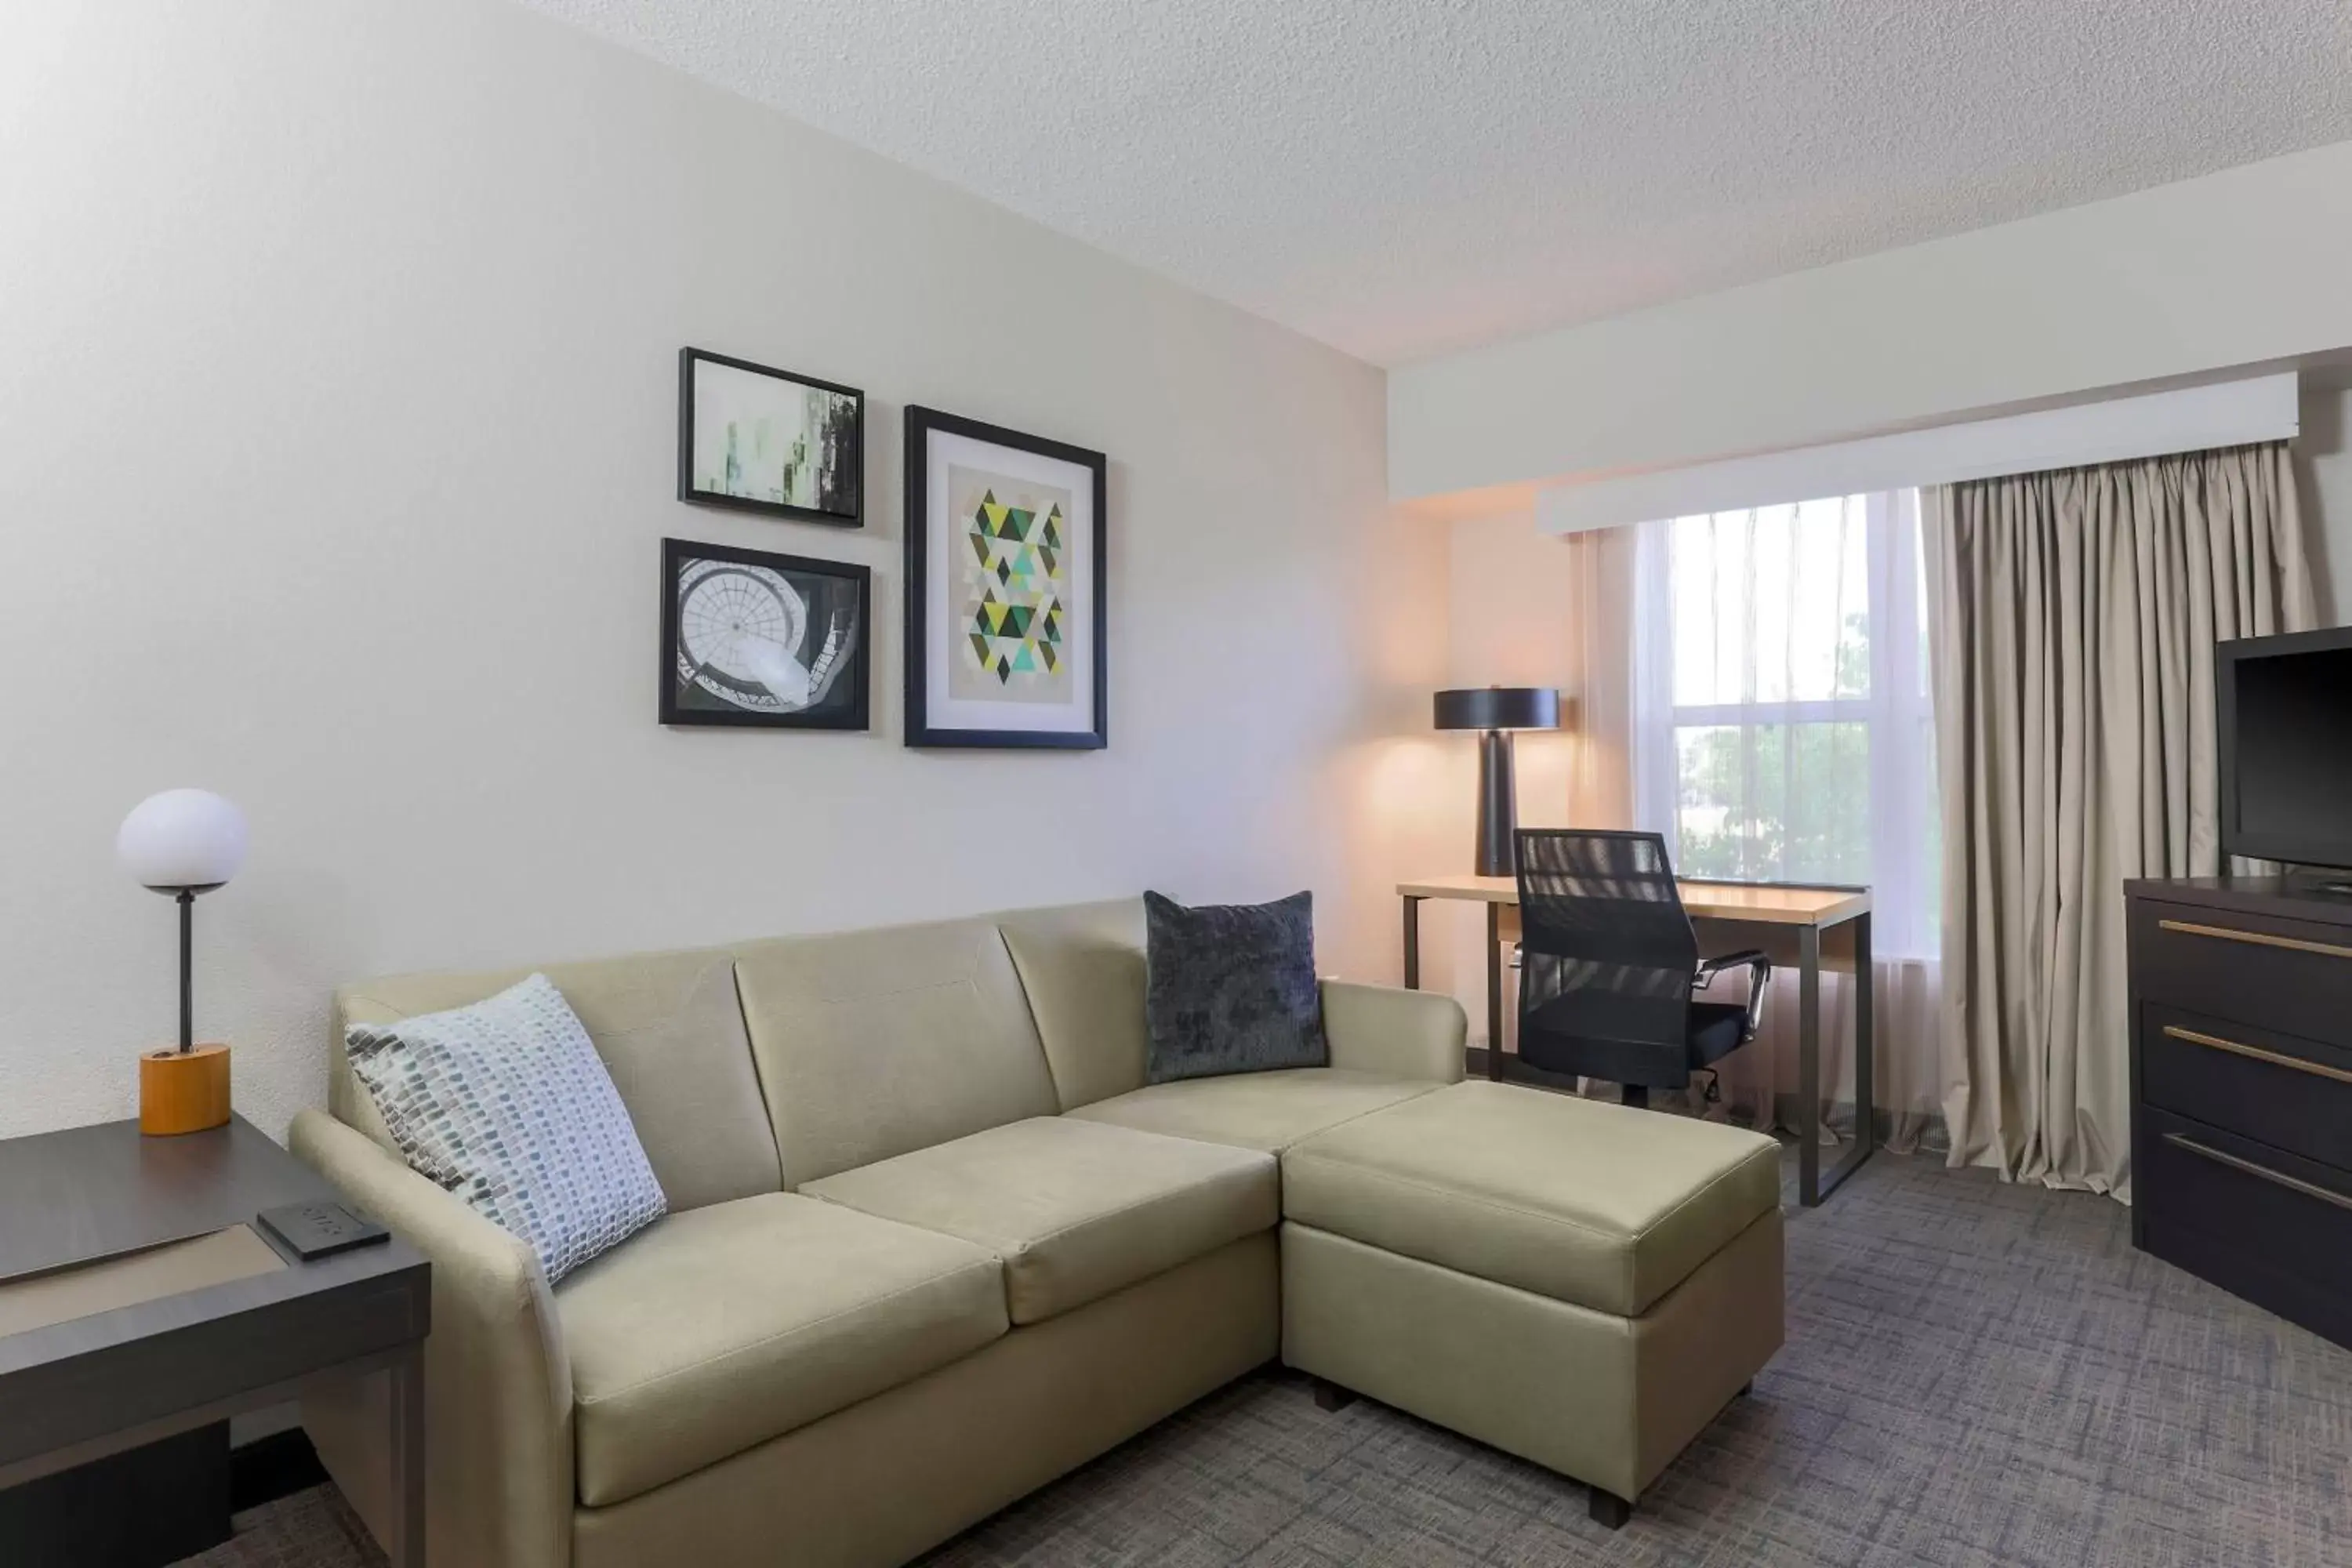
[187, 1150, 2352, 1566]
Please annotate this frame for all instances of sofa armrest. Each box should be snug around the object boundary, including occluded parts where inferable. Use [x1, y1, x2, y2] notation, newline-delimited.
[289, 1109, 575, 1568]
[1320, 980, 1467, 1083]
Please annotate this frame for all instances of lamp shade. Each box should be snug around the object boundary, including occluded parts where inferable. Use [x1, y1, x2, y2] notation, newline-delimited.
[117, 789, 249, 891]
[1433, 687, 1559, 731]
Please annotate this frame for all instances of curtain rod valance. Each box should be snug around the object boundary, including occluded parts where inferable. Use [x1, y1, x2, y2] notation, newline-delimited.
[1534, 372, 2300, 535]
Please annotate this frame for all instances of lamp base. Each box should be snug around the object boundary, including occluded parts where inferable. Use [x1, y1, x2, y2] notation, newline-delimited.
[140, 1044, 231, 1136]
[1475, 728, 1519, 877]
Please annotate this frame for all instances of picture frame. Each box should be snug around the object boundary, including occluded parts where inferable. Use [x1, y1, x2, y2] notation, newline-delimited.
[659, 537, 870, 730]
[677, 347, 864, 526]
[904, 406, 1108, 750]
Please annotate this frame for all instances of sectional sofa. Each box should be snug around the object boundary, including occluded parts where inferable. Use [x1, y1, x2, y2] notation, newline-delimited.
[290, 898, 1784, 1566]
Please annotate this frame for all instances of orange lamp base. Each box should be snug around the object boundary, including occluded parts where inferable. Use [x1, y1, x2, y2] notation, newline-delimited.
[140, 1044, 232, 1135]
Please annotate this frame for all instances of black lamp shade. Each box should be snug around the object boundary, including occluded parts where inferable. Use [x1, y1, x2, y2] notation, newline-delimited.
[1434, 687, 1559, 731]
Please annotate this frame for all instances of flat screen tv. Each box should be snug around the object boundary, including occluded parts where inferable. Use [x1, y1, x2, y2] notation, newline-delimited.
[2217, 626, 2352, 871]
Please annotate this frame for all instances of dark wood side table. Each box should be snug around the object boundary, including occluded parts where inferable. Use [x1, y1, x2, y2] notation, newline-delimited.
[0, 1116, 429, 1566]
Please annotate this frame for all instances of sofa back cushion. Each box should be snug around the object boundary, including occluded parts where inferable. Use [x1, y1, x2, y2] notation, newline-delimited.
[332, 947, 782, 1212]
[994, 898, 1152, 1111]
[732, 919, 1061, 1188]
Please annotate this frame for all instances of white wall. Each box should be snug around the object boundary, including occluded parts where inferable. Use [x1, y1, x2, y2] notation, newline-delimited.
[1412, 514, 1579, 1042]
[2300, 382, 2352, 622]
[0, 0, 1448, 1140]
[1391, 139, 2352, 503]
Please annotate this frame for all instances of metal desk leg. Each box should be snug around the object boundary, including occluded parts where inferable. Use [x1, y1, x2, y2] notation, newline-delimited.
[1805, 911, 1877, 1206]
[386, 1343, 426, 1568]
[1798, 925, 1821, 1205]
[1855, 911, 1875, 1163]
[1403, 896, 1423, 989]
[1486, 902, 1504, 1080]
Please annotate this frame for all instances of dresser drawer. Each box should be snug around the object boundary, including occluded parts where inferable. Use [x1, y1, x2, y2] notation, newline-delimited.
[2138, 1108, 2352, 1344]
[2129, 900, 2352, 1047]
[2140, 1006, 2352, 1171]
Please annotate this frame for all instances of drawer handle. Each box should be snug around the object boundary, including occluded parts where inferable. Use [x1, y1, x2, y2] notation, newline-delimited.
[2162, 1133, 2352, 1214]
[2158, 918, 2352, 960]
[2161, 1025, 2352, 1086]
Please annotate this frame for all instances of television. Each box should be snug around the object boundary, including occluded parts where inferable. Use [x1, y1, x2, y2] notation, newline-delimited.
[2217, 626, 2352, 872]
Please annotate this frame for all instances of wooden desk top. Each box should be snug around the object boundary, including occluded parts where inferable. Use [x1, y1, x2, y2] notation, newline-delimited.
[1398, 873, 1871, 927]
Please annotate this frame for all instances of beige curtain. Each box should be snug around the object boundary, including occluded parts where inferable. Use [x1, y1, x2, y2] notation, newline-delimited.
[1924, 442, 2317, 1201]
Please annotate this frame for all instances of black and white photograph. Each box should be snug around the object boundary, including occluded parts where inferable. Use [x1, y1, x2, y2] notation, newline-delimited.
[677, 347, 863, 525]
[659, 538, 869, 729]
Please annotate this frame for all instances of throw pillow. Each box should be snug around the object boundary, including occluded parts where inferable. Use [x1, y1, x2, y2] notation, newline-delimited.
[347, 973, 667, 1284]
[1142, 890, 1327, 1083]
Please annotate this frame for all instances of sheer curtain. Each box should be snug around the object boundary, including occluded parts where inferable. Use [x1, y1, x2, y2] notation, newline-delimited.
[1621, 492, 1945, 1149]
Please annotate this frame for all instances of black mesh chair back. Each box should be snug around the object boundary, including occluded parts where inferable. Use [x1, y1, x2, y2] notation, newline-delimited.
[1514, 829, 1703, 1087]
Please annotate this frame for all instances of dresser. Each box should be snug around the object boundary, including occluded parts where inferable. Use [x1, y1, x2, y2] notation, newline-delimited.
[2125, 877, 2352, 1349]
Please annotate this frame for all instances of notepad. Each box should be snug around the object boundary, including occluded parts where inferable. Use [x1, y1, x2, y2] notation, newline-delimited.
[0, 1225, 285, 1339]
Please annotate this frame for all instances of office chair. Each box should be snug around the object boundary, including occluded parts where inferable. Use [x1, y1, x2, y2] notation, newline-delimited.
[1512, 829, 1771, 1107]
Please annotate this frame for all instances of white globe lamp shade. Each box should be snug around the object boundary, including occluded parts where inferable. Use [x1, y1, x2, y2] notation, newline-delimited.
[118, 789, 249, 891]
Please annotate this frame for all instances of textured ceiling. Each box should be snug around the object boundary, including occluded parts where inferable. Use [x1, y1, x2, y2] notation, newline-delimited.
[517, 0, 2352, 367]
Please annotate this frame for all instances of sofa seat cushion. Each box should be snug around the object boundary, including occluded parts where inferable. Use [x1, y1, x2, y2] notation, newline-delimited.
[801, 1117, 1277, 1325]
[555, 1192, 1007, 1507]
[1281, 1081, 1780, 1317]
[1065, 1069, 1443, 1152]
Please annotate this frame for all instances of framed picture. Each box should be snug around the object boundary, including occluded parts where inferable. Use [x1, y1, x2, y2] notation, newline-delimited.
[659, 538, 869, 729]
[904, 406, 1107, 750]
[677, 347, 863, 526]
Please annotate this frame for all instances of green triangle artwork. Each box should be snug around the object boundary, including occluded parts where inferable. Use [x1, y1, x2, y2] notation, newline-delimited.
[951, 468, 1074, 703]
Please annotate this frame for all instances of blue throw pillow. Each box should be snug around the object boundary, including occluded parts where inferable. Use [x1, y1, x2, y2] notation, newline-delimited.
[1143, 891, 1327, 1083]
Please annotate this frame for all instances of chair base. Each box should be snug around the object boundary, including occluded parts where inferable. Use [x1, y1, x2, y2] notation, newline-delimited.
[1588, 1488, 1632, 1530]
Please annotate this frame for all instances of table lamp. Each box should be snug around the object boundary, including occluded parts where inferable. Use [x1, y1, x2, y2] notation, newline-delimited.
[1434, 687, 1560, 877]
[117, 788, 248, 1135]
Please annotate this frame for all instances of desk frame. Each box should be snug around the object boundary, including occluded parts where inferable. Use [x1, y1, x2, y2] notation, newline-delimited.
[1402, 878, 1875, 1207]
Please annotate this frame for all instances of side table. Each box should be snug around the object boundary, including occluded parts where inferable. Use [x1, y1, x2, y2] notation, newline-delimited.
[0, 1116, 430, 1566]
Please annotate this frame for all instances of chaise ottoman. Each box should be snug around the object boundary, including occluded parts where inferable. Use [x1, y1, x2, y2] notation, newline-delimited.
[1278, 1080, 1784, 1527]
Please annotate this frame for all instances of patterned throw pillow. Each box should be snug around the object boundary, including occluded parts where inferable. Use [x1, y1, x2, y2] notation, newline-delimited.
[347, 974, 667, 1284]
[1143, 891, 1328, 1084]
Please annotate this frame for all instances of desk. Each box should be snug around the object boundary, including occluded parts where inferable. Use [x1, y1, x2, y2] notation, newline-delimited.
[0, 1116, 429, 1566]
[1399, 874, 1875, 1206]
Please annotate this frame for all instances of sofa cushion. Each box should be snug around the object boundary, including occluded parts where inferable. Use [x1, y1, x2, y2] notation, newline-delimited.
[802, 1118, 1278, 1324]
[732, 920, 1062, 1188]
[995, 898, 1151, 1112]
[555, 1192, 1007, 1506]
[1281, 1081, 1781, 1317]
[1066, 1069, 1443, 1152]
[335, 946, 781, 1213]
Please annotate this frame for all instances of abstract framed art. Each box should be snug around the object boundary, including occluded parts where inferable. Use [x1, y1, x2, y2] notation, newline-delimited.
[677, 347, 863, 526]
[903, 406, 1108, 750]
[659, 538, 869, 730]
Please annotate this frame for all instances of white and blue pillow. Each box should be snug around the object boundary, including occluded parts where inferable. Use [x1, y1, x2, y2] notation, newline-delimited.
[347, 973, 666, 1284]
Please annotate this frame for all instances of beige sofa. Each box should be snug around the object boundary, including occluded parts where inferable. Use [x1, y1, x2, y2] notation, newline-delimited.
[290, 898, 1783, 1566]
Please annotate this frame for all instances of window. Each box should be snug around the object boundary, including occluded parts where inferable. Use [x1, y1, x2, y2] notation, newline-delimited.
[1631, 491, 1938, 960]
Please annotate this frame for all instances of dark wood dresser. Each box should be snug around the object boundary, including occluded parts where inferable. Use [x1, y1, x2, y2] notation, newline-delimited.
[2126, 877, 2352, 1348]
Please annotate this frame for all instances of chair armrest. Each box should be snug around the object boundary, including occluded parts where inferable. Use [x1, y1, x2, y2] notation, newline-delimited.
[1321, 980, 1467, 1083]
[289, 1109, 575, 1568]
[1693, 950, 1773, 1040]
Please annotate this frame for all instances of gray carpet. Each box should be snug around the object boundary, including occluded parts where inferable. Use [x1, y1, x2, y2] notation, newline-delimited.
[186, 1151, 2352, 1566]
